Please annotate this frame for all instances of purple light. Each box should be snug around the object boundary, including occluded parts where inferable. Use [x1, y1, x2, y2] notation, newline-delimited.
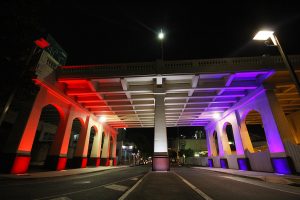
[208, 159, 213, 167]
[271, 157, 292, 175]
[237, 158, 250, 171]
[220, 158, 228, 169]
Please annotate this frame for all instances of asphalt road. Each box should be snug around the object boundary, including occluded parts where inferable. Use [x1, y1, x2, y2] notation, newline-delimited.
[0, 166, 149, 200]
[0, 166, 299, 200]
[173, 167, 300, 200]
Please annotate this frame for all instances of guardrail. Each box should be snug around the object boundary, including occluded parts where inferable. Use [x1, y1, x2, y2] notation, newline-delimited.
[56, 55, 300, 79]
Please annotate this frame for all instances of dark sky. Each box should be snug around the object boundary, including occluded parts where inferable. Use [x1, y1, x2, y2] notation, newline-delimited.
[20, 1, 300, 65]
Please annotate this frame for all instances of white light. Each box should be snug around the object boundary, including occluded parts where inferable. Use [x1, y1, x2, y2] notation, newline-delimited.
[122, 145, 126, 149]
[253, 30, 274, 41]
[123, 128, 126, 130]
[213, 113, 221, 120]
[228, 141, 233, 145]
[129, 145, 133, 149]
[99, 116, 106, 123]
[158, 30, 164, 40]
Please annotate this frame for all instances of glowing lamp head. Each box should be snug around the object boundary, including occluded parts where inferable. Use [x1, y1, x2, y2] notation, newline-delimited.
[99, 116, 106, 123]
[253, 30, 274, 41]
[158, 30, 164, 40]
[213, 113, 221, 120]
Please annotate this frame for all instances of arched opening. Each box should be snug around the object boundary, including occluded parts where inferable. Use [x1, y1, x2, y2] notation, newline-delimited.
[245, 110, 268, 152]
[67, 118, 83, 166]
[213, 130, 219, 156]
[87, 126, 97, 158]
[224, 122, 236, 152]
[30, 104, 62, 171]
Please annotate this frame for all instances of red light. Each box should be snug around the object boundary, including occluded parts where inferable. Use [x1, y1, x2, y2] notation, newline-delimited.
[34, 38, 50, 49]
[81, 158, 87, 168]
[11, 156, 31, 174]
[57, 157, 67, 171]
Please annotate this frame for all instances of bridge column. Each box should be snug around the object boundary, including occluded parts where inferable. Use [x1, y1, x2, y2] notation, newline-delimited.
[111, 136, 117, 166]
[261, 88, 297, 174]
[44, 105, 73, 171]
[100, 131, 110, 166]
[88, 125, 103, 167]
[71, 116, 91, 168]
[0, 88, 44, 174]
[205, 128, 218, 167]
[153, 93, 169, 171]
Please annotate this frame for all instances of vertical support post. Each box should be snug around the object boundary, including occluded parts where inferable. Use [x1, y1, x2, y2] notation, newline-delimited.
[153, 93, 169, 171]
[100, 131, 110, 166]
[88, 125, 103, 167]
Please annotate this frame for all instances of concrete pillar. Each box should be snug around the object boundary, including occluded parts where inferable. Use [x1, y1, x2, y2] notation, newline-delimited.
[206, 130, 217, 157]
[111, 137, 117, 166]
[216, 123, 231, 156]
[0, 88, 45, 174]
[72, 116, 91, 168]
[153, 94, 169, 171]
[44, 105, 73, 171]
[101, 131, 110, 166]
[88, 125, 103, 166]
[261, 89, 296, 174]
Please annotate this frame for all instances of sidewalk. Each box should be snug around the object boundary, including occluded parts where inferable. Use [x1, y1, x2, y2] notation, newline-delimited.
[0, 165, 128, 179]
[192, 167, 300, 185]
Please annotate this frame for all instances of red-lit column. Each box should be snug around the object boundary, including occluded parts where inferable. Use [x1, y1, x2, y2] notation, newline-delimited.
[72, 116, 91, 168]
[44, 105, 73, 171]
[101, 131, 110, 166]
[88, 125, 103, 167]
[0, 88, 46, 174]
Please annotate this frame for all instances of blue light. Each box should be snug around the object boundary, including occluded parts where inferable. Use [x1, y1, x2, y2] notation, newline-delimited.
[220, 159, 228, 169]
[271, 157, 292, 175]
[237, 158, 249, 171]
[208, 159, 213, 167]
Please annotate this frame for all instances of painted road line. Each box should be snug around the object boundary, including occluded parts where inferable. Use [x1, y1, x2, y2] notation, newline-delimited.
[118, 171, 150, 200]
[173, 171, 214, 200]
[33, 174, 143, 200]
[222, 176, 300, 196]
[105, 184, 128, 192]
[49, 197, 72, 200]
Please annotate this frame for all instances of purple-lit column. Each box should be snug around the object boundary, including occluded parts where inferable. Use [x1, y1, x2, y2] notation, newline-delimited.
[153, 77, 169, 171]
[260, 89, 296, 174]
[206, 129, 217, 167]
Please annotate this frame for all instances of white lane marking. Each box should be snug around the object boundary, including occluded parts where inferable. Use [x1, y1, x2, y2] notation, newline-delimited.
[50, 197, 72, 200]
[105, 184, 128, 192]
[130, 177, 138, 181]
[173, 171, 214, 200]
[73, 181, 91, 184]
[33, 174, 143, 200]
[118, 172, 150, 200]
[222, 176, 300, 195]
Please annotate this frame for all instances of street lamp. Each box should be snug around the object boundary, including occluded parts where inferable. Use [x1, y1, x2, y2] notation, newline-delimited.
[158, 29, 165, 60]
[253, 30, 300, 94]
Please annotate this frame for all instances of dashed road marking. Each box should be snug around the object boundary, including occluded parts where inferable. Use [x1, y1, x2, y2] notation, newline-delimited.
[105, 184, 128, 192]
[130, 177, 138, 181]
[49, 197, 72, 200]
[173, 171, 214, 200]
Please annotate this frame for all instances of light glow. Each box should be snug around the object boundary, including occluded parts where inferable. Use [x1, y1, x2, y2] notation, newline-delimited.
[99, 116, 106, 123]
[253, 30, 274, 41]
[213, 113, 221, 120]
[158, 30, 164, 40]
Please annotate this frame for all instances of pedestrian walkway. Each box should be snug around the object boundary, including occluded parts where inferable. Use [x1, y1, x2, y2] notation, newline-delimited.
[0, 165, 128, 179]
[193, 167, 300, 185]
[120, 171, 204, 200]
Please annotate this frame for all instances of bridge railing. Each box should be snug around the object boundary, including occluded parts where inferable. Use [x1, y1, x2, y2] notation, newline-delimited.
[56, 55, 300, 78]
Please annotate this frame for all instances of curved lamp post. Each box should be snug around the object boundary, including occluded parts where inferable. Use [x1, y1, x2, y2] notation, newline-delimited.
[253, 30, 300, 94]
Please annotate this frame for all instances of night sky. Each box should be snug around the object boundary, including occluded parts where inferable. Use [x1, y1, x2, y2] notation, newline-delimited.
[4, 1, 300, 65]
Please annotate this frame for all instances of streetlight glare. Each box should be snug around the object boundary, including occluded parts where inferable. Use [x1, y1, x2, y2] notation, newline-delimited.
[213, 113, 221, 120]
[158, 30, 164, 40]
[99, 116, 106, 123]
[253, 30, 274, 41]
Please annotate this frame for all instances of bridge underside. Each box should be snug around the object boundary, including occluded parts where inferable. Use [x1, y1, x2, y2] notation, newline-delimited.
[57, 70, 300, 129]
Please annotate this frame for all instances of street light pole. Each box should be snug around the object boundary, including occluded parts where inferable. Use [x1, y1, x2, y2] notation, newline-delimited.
[272, 35, 300, 94]
[253, 30, 300, 94]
